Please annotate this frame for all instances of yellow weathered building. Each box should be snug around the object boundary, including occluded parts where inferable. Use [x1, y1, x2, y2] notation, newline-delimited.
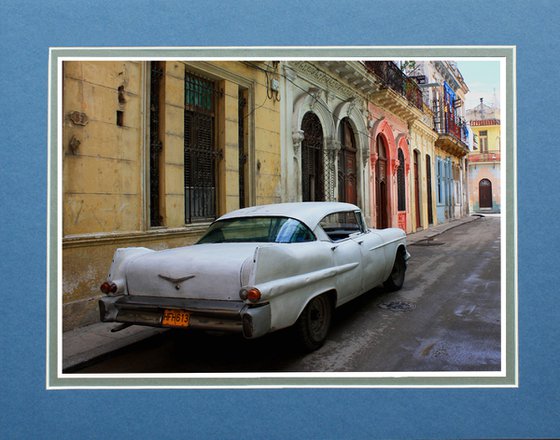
[62, 61, 281, 330]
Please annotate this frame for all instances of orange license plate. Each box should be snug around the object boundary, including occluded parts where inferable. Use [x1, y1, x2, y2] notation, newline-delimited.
[162, 309, 190, 328]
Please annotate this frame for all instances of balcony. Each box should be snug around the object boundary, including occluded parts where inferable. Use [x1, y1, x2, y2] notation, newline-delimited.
[433, 104, 469, 157]
[364, 61, 424, 122]
[364, 61, 423, 109]
[469, 152, 501, 163]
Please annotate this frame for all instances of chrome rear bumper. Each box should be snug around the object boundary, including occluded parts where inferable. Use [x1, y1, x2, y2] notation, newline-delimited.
[99, 295, 271, 339]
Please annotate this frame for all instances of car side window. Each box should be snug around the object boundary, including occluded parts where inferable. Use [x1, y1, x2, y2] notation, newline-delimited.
[320, 211, 364, 242]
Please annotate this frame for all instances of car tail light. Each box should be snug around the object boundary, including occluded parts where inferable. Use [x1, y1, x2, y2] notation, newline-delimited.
[100, 281, 118, 294]
[240, 287, 261, 303]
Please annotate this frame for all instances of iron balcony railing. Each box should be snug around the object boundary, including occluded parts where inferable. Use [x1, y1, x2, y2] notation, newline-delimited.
[364, 61, 424, 110]
[433, 99, 469, 144]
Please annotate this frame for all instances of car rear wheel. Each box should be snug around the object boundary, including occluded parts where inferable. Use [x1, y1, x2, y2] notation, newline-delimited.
[384, 251, 406, 292]
[294, 294, 333, 352]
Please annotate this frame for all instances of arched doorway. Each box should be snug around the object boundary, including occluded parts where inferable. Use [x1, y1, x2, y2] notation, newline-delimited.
[376, 135, 388, 228]
[338, 118, 357, 204]
[301, 112, 325, 201]
[479, 178, 493, 209]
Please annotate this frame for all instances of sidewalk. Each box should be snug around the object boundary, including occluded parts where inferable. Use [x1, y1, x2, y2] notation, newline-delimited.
[406, 213, 482, 245]
[63, 322, 166, 371]
[62, 214, 483, 371]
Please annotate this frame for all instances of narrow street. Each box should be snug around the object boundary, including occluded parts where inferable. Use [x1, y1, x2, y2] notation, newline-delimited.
[71, 216, 501, 374]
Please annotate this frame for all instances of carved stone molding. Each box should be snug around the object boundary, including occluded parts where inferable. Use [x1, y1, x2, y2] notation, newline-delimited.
[347, 97, 358, 117]
[326, 137, 341, 152]
[67, 111, 89, 126]
[292, 130, 305, 156]
[308, 88, 322, 110]
[290, 61, 355, 99]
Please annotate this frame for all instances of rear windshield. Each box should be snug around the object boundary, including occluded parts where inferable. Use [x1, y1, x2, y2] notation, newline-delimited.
[197, 216, 316, 244]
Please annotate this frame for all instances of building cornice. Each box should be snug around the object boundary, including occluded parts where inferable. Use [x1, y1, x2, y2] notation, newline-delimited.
[289, 60, 381, 100]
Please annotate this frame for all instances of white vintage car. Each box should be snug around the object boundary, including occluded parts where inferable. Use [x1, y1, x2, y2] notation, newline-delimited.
[99, 202, 410, 351]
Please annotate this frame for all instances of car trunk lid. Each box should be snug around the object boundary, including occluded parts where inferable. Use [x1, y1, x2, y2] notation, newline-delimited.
[124, 243, 258, 301]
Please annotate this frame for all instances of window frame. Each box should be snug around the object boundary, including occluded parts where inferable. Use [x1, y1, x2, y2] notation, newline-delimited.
[319, 210, 367, 242]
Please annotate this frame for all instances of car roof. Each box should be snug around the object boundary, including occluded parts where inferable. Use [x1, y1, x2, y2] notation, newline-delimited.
[217, 202, 361, 229]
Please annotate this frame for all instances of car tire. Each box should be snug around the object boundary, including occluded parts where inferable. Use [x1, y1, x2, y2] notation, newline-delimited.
[383, 251, 406, 292]
[294, 294, 333, 352]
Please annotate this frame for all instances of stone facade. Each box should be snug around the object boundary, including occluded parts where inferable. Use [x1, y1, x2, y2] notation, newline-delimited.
[281, 61, 371, 220]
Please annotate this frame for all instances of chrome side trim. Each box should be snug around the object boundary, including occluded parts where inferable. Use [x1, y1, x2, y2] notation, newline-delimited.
[368, 237, 405, 252]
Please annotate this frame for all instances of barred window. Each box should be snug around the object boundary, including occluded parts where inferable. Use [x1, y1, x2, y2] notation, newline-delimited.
[149, 61, 164, 227]
[301, 112, 325, 202]
[184, 71, 219, 223]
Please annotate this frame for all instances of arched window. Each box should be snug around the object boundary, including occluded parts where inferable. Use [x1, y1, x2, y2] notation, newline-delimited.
[338, 118, 357, 204]
[397, 148, 406, 211]
[301, 112, 325, 202]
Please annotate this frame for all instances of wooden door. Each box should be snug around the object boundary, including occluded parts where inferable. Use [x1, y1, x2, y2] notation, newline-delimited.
[338, 119, 357, 205]
[376, 136, 388, 229]
[479, 179, 492, 208]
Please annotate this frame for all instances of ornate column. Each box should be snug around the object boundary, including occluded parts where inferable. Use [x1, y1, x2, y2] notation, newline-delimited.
[325, 137, 341, 201]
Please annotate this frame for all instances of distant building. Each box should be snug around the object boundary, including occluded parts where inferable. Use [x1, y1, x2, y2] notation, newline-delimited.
[407, 61, 471, 224]
[467, 99, 501, 213]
